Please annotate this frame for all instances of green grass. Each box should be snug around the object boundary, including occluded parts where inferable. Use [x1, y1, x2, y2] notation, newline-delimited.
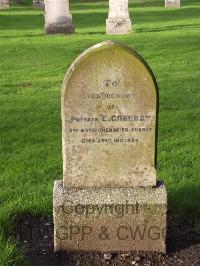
[0, 0, 200, 264]
[0, 231, 26, 266]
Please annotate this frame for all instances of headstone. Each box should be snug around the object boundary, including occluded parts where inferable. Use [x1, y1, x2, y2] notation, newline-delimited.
[33, 0, 44, 9]
[165, 0, 180, 7]
[0, 0, 10, 9]
[106, 0, 131, 35]
[54, 41, 167, 253]
[44, 0, 75, 34]
[62, 42, 157, 188]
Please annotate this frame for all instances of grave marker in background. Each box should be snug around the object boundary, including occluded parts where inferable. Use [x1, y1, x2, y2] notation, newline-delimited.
[0, 0, 10, 9]
[106, 0, 131, 35]
[33, 0, 44, 9]
[165, 0, 180, 7]
[44, 0, 75, 34]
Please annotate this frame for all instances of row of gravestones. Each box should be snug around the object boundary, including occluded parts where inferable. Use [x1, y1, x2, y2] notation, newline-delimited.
[44, 0, 181, 35]
[33, 0, 181, 11]
[0, 0, 181, 31]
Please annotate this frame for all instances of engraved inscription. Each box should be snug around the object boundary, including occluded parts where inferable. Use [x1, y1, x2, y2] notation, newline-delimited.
[66, 79, 154, 145]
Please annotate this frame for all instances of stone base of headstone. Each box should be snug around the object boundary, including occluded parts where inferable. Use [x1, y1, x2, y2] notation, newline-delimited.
[106, 18, 131, 35]
[44, 18, 75, 35]
[33, 0, 44, 9]
[53, 180, 167, 253]
[165, 0, 180, 7]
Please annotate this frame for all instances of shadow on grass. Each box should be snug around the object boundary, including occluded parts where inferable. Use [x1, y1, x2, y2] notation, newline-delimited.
[74, 11, 106, 31]
[132, 7, 200, 24]
[0, 13, 44, 31]
[169, 183, 200, 223]
[136, 23, 200, 33]
[166, 210, 200, 253]
[0, 33, 45, 39]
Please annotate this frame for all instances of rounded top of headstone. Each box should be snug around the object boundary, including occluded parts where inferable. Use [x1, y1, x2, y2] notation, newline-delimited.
[62, 41, 158, 96]
[61, 41, 158, 188]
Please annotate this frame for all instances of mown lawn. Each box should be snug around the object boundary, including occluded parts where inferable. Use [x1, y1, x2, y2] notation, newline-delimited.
[0, 0, 200, 264]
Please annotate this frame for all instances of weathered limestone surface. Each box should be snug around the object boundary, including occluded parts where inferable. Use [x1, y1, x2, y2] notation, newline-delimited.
[62, 41, 158, 188]
[54, 180, 167, 252]
[0, 0, 10, 9]
[44, 0, 74, 34]
[106, 0, 131, 35]
[165, 0, 180, 7]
